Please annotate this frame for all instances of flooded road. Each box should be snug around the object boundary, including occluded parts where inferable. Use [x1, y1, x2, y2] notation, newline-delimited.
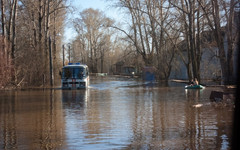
[0, 77, 233, 149]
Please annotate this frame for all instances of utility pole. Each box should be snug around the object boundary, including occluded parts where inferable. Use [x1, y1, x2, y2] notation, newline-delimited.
[68, 44, 71, 63]
[62, 44, 65, 67]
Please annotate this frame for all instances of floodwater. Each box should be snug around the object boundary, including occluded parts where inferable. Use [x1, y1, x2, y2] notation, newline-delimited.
[0, 77, 234, 150]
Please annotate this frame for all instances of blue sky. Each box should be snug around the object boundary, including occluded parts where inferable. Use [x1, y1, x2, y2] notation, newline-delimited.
[74, 0, 108, 10]
[71, 0, 121, 22]
[64, 0, 122, 43]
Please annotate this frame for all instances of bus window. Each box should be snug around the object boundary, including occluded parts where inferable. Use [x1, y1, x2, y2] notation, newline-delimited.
[62, 68, 72, 78]
[73, 68, 84, 79]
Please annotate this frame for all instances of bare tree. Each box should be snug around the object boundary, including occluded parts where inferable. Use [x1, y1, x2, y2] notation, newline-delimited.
[8, 0, 67, 86]
[73, 8, 114, 73]
[1, 0, 7, 64]
[0, 0, 18, 84]
[198, 0, 239, 84]
[169, 0, 204, 82]
[111, 0, 180, 81]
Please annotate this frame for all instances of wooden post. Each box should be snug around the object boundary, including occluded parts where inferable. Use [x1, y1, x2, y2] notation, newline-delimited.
[68, 44, 71, 63]
[49, 36, 53, 86]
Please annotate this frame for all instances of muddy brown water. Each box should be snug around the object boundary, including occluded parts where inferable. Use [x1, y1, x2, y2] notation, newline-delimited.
[0, 77, 234, 149]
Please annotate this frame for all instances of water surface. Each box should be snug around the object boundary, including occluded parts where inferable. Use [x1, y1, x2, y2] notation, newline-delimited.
[0, 77, 233, 149]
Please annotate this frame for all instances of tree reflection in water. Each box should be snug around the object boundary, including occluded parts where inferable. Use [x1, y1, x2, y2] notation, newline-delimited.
[0, 79, 234, 149]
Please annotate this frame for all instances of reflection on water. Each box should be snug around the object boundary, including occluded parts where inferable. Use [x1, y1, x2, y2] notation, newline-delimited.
[0, 90, 65, 149]
[0, 78, 234, 149]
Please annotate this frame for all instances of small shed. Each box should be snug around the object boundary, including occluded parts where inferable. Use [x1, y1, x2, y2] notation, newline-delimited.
[142, 66, 156, 81]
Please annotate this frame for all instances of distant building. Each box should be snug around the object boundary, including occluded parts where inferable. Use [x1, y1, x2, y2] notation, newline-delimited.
[170, 27, 238, 81]
[114, 61, 137, 76]
[115, 61, 124, 74]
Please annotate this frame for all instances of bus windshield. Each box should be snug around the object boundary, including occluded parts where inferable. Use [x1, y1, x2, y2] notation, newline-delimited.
[62, 67, 85, 79]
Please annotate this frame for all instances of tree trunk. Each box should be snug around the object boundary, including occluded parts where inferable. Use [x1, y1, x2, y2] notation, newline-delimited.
[38, 0, 43, 69]
[196, 5, 201, 82]
[101, 51, 104, 73]
[188, 0, 198, 81]
[1, 0, 7, 64]
[10, 0, 18, 60]
[212, 0, 228, 84]
[226, 0, 235, 84]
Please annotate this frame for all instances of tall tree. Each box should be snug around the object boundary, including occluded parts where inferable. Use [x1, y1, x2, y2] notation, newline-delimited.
[1, 0, 7, 60]
[73, 8, 113, 73]
[10, 0, 18, 60]
[170, 0, 203, 82]
[112, 0, 180, 81]
[198, 0, 239, 84]
[11, 0, 67, 86]
[0, 0, 18, 84]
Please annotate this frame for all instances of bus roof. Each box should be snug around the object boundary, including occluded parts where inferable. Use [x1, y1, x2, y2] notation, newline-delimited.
[63, 63, 88, 68]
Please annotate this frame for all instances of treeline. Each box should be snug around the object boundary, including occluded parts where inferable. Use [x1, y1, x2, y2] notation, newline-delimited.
[71, 8, 115, 73]
[0, 0, 239, 87]
[0, 0, 66, 87]
[71, 0, 239, 85]
[113, 0, 239, 84]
